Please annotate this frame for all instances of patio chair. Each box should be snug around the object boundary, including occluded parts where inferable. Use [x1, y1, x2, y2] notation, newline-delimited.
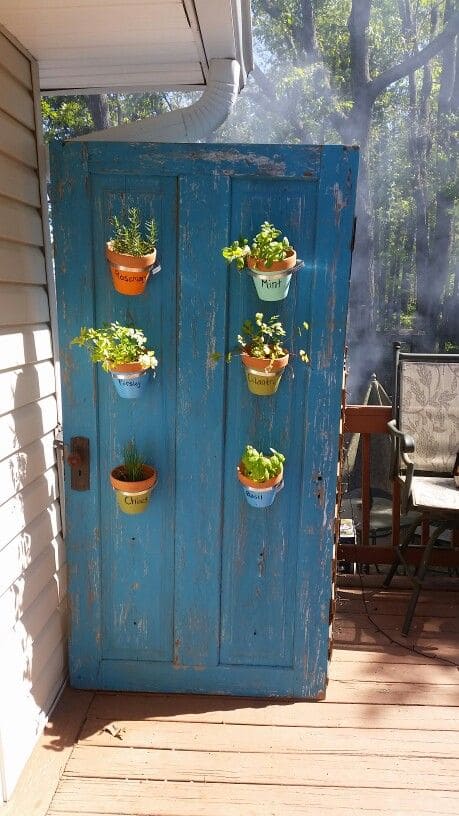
[383, 343, 459, 634]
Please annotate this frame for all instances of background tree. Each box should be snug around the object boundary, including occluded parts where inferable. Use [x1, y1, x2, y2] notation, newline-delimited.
[218, 0, 458, 393]
[42, 0, 458, 397]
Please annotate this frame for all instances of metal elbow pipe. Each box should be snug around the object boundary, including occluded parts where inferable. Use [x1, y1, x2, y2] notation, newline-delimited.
[77, 59, 240, 142]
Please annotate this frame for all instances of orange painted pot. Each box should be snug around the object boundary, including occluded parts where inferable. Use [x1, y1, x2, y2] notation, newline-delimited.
[240, 348, 289, 396]
[106, 242, 157, 295]
[110, 465, 158, 515]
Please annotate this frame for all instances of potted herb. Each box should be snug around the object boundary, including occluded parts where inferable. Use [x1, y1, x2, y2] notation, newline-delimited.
[110, 439, 158, 515]
[214, 312, 309, 396]
[106, 207, 158, 296]
[222, 222, 298, 302]
[237, 445, 285, 508]
[71, 322, 158, 399]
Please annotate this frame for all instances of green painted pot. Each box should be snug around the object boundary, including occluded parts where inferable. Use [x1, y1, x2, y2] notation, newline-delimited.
[115, 487, 153, 515]
[245, 368, 283, 395]
[110, 465, 157, 516]
[241, 349, 289, 396]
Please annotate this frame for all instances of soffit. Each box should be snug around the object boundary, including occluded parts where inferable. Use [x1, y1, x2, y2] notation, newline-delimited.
[0, 0, 252, 93]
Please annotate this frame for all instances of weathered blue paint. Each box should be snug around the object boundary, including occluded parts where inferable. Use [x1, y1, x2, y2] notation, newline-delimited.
[50, 143, 358, 698]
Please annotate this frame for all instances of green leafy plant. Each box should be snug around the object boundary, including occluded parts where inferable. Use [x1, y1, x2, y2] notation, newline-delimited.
[109, 207, 157, 256]
[238, 313, 287, 361]
[222, 222, 293, 270]
[211, 313, 309, 365]
[121, 439, 146, 482]
[240, 445, 285, 483]
[71, 322, 158, 371]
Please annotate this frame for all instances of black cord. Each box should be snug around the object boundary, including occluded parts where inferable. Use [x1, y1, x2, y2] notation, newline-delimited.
[356, 569, 459, 669]
[340, 459, 459, 668]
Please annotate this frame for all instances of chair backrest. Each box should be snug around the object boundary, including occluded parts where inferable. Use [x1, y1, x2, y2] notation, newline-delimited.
[393, 346, 459, 474]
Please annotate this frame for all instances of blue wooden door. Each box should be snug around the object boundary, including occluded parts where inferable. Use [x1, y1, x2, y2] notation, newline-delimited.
[50, 143, 358, 698]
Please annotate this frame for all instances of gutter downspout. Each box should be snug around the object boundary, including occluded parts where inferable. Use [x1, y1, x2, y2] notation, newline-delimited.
[77, 59, 241, 142]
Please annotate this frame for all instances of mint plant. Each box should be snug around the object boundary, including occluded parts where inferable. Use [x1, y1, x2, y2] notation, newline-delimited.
[240, 445, 285, 483]
[71, 322, 158, 371]
[222, 222, 293, 270]
[109, 207, 157, 256]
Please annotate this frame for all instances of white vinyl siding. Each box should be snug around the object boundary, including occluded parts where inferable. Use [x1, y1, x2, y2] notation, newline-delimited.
[0, 28, 66, 802]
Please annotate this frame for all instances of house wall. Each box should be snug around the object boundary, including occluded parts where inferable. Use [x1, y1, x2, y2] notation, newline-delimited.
[0, 27, 67, 802]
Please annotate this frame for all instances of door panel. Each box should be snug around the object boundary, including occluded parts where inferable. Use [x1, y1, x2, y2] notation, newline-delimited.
[92, 174, 178, 663]
[50, 143, 358, 698]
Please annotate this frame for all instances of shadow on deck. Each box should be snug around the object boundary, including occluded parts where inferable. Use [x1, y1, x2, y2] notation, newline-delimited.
[4, 573, 458, 816]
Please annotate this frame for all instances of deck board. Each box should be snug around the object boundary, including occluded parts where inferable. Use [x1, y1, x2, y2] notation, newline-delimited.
[10, 574, 459, 815]
[46, 779, 459, 816]
[78, 718, 459, 757]
[63, 744, 459, 789]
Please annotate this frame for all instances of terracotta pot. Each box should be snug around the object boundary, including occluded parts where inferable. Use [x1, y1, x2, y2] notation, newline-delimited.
[246, 249, 297, 273]
[246, 250, 297, 302]
[109, 362, 148, 374]
[106, 242, 157, 296]
[240, 348, 289, 396]
[237, 465, 283, 491]
[110, 465, 158, 515]
[237, 464, 284, 508]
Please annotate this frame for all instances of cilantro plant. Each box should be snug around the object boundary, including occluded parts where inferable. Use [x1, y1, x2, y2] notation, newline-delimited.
[71, 322, 158, 371]
[240, 445, 285, 483]
[109, 207, 157, 256]
[238, 313, 287, 360]
[222, 222, 293, 270]
[210, 313, 309, 365]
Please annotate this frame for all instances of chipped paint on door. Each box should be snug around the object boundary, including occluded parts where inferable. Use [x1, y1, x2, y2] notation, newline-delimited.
[50, 143, 358, 698]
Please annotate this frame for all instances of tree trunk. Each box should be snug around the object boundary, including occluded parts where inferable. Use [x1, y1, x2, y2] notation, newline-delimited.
[86, 94, 111, 130]
[344, 0, 375, 386]
[413, 10, 436, 350]
[427, 2, 458, 350]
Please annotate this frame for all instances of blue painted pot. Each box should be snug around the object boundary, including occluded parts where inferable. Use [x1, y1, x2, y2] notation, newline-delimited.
[110, 369, 150, 399]
[247, 250, 297, 303]
[251, 271, 292, 302]
[237, 465, 284, 508]
[240, 480, 284, 508]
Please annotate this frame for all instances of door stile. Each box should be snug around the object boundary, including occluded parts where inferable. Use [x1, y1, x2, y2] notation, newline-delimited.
[174, 172, 231, 671]
[50, 142, 103, 686]
[293, 145, 359, 697]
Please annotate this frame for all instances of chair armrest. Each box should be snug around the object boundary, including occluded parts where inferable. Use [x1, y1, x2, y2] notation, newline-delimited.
[387, 419, 415, 514]
[387, 419, 415, 454]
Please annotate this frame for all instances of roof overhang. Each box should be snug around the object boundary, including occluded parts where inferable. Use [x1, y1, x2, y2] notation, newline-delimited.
[0, 0, 252, 94]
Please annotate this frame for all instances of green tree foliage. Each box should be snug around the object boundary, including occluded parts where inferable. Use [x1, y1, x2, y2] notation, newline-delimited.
[217, 0, 458, 378]
[41, 1, 458, 388]
[41, 96, 94, 140]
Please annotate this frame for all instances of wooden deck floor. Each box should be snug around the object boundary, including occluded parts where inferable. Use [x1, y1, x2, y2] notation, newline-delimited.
[6, 574, 459, 816]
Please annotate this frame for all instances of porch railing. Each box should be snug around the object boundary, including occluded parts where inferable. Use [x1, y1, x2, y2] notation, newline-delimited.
[338, 404, 459, 568]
